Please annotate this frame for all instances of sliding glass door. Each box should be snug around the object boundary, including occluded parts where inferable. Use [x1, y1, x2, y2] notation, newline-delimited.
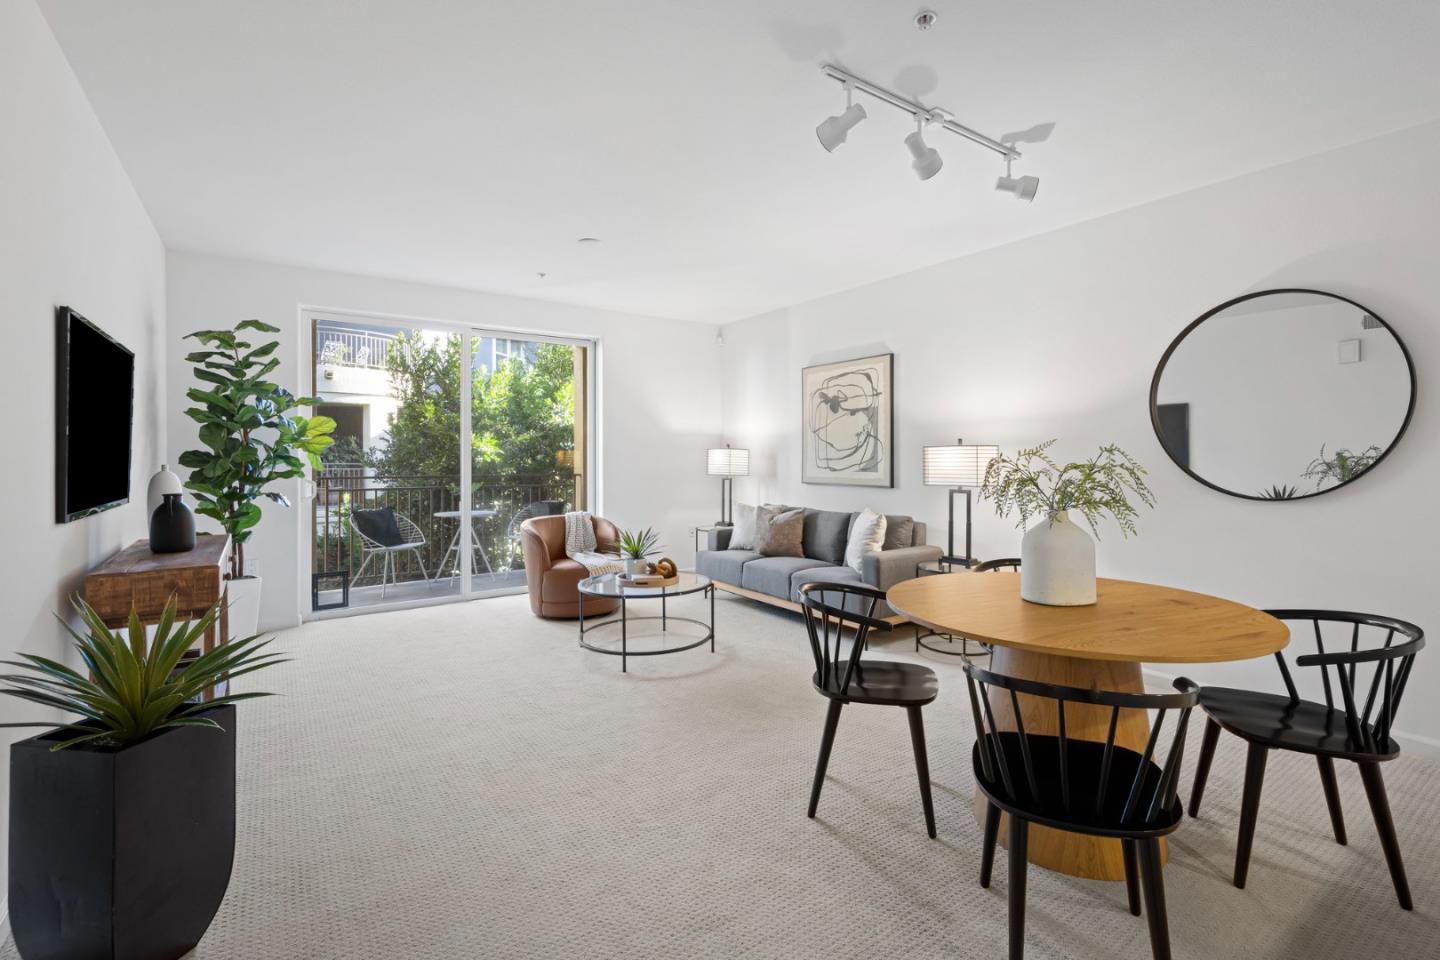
[307, 312, 591, 615]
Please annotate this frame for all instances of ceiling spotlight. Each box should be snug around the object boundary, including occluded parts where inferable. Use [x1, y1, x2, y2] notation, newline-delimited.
[996, 174, 1040, 201]
[816, 83, 867, 152]
[905, 115, 943, 180]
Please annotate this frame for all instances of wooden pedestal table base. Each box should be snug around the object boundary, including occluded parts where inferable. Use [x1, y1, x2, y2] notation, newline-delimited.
[887, 572, 1288, 882]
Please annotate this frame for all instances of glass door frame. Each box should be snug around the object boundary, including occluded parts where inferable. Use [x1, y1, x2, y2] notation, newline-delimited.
[301, 306, 597, 621]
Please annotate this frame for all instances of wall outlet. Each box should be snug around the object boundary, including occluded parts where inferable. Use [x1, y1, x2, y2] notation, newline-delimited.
[687, 527, 696, 537]
[242, 556, 260, 578]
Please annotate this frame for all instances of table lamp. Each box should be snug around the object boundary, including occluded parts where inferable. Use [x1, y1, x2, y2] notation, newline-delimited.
[922, 439, 998, 567]
[706, 444, 749, 526]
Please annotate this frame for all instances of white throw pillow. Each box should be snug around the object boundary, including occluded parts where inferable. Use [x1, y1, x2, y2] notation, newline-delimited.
[729, 502, 758, 550]
[845, 508, 887, 573]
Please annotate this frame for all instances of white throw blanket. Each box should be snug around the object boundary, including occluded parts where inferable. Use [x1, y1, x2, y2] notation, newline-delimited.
[564, 511, 624, 576]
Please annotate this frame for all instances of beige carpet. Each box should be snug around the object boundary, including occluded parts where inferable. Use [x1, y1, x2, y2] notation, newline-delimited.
[7, 593, 1439, 959]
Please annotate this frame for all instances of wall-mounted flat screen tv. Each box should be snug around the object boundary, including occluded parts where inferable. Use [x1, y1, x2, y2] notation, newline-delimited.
[56, 306, 134, 522]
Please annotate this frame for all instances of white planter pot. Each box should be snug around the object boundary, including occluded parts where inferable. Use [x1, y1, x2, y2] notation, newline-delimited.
[623, 558, 647, 578]
[1020, 511, 1096, 606]
[225, 575, 263, 638]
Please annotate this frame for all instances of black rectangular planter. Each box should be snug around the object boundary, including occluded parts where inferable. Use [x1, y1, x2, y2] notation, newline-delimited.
[9, 705, 237, 960]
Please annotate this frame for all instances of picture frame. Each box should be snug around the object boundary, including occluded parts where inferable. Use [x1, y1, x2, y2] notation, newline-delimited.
[801, 352, 894, 487]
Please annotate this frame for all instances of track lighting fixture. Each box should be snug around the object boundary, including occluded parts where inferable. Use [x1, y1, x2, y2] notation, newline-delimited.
[995, 174, 1039, 201]
[816, 64, 1049, 198]
[904, 115, 943, 180]
[815, 82, 867, 153]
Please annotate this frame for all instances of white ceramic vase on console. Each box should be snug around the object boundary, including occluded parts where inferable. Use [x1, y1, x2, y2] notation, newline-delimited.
[1020, 511, 1096, 606]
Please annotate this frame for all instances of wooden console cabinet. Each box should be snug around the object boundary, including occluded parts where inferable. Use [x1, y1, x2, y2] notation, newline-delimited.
[84, 533, 231, 700]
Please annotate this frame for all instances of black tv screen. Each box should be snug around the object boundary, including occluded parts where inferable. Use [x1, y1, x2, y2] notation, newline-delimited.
[56, 307, 134, 522]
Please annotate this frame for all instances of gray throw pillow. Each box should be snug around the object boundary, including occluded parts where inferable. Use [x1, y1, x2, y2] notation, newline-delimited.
[755, 507, 805, 558]
[882, 515, 915, 550]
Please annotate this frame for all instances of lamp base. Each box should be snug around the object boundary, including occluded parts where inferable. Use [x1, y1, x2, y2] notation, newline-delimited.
[939, 554, 976, 569]
[714, 520, 733, 527]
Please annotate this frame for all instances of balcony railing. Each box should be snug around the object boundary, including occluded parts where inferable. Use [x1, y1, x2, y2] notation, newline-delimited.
[312, 471, 576, 589]
[317, 327, 404, 370]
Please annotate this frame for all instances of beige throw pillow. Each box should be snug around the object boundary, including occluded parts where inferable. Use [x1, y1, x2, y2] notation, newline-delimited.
[754, 507, 804, 558]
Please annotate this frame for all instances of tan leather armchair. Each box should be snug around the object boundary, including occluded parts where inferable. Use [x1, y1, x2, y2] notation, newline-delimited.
[519, 514, 622, 619]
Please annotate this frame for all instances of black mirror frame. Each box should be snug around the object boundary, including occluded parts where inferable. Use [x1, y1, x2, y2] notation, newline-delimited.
[1149, 287, 1417, 502]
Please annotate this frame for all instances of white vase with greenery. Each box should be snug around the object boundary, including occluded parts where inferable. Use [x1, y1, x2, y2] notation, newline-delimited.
[981, 441, 1155, 606]
[619, 527, 660, 579]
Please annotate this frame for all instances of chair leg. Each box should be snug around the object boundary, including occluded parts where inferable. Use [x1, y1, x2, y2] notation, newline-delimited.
[413, 548, 430, 584]
[350, 552, 375, 587]
[1358, 761, 1413, 910]
[380, 553, 391, 598]
[807, 700, 844, 819]
[1122, 839, 1142, 916]
[1188, 717, 1221, 818]
[1137, 838, 1172, 960]
[1008, 816, 1029, 960]
[1316, 755, 1347, 846]
[1233, 742, 1269, 889]
[980, 801, 1001, 888]
[906, 705, 937, 839]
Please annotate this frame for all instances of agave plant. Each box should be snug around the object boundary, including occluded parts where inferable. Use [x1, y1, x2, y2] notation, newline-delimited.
[1258, 484, 1301, 500]
[0, 595, 286, 751]
[618, 527, 661, 560]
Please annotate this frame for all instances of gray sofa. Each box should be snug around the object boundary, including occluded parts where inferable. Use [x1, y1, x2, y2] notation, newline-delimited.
[696, 507, 941, 618]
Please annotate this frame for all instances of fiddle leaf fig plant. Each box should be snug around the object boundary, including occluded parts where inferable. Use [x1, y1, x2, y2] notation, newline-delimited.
[980, 440, 1155, 538]
[178, 320, 336, 580]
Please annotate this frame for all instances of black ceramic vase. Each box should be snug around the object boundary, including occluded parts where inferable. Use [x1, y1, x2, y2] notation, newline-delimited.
[149, 493, 195, 553]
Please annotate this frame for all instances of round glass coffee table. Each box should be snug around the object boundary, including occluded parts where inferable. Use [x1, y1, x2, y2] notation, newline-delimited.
[577, 572, 715, 673]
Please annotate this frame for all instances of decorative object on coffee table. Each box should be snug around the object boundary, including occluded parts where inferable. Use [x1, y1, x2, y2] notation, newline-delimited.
[706, 443, 749, 525]
[149, 492, 197, 553]
[578, 572, 716, 672]
[802, 352, 893, 487]
[2, 594, 284, 960]
[922, 439, 998, 567]
[980, 441, 1154, 606]
[618, 526, 661, 579]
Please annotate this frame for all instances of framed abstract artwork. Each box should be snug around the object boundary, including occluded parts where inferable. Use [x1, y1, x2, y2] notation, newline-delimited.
[801, 352, 894, 487]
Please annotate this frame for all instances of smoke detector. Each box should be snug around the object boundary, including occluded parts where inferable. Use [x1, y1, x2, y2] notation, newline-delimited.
[914, 10, 938, 31]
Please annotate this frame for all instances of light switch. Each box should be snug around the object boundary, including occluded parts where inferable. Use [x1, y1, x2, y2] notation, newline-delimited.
[1338, 339, 1361, 364]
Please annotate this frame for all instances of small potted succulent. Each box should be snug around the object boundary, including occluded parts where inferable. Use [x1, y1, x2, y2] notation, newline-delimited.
[981, 441, 1154, 605]
[618, 527, 661, 578]
[1, 596, 284, 960]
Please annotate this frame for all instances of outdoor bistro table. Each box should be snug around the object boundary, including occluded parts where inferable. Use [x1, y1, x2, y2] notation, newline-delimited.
[887, 571, 1288, 881]
[431, 508, 499, 580]
[577, 572, 715, 673]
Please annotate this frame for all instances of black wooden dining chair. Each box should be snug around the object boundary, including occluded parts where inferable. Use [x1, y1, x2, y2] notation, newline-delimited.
[800, 581, 940, 838]
[964, 657, 1199, 960]
[973, 557, 1022, 573]
[1187, 610, 1425, 909]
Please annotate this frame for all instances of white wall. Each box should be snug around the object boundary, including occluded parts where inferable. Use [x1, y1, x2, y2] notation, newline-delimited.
[166, 252, 724, 630]
[0, 0, 167, 913]
[721, 120, 1440, 750]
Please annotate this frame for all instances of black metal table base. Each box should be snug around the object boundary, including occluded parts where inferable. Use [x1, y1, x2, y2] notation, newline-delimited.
[578, 585, 716, 672]
[914, 625, 990, 658]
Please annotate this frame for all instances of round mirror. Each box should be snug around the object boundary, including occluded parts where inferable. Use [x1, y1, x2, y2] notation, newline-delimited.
[1150, 289, 1416, 501]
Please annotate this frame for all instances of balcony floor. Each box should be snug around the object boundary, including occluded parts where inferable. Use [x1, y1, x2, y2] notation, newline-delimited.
[315, 569, 529, 613]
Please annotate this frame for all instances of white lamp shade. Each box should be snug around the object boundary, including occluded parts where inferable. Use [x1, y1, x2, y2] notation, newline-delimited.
[923, 444, 998, 488]
[707, 447, 750, 477]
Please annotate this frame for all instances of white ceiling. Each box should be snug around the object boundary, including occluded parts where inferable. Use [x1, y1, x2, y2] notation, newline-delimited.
[38, 0, 1440, 323]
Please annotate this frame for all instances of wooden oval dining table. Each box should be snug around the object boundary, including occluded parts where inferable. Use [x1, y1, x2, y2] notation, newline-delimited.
[887, 571, 1289, 881]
